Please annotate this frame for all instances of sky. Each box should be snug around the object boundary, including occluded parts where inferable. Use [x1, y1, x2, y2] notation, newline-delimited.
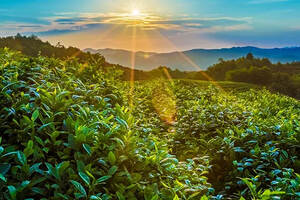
[1, 0, 300, 52]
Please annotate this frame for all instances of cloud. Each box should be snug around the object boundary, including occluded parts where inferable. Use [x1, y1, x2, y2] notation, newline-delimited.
[54, 17, 89, 24]
[36, 13, 251, 35]
[18, 25, 43, 28]
[0, 11, 251, 37]
[33, 24, 105, 36]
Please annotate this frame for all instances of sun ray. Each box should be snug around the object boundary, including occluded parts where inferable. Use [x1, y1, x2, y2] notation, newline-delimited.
[129, 24, 137, 111]
[149, 29, 225, 92]
[162, 67, 174, 83]
[92, 24, 121, 45]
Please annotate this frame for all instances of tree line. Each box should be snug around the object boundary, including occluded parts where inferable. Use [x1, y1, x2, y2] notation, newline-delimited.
[205, 53, 300, 99]
[1, 34, 299, 99]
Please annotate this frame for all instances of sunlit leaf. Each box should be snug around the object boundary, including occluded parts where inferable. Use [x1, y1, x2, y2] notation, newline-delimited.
[70, 180, 87, 197]
[31, 110, 40, 121]
[79, 172, 90, 185]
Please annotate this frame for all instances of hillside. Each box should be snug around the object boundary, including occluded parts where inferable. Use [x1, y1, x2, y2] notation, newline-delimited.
[0, 48, 299, 199]
[0, 34, 100, 63]
[1, 35, 300, 99]
[85, 47, 300, 71]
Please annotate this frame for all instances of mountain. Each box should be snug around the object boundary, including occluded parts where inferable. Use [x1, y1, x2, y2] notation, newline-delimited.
[84, 47, 300, 71]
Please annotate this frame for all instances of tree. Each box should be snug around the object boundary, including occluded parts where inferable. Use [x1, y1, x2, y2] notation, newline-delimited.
[226, 66, 272, 85]
[226, 68, 250, 83]
[246, 53, 254, 60]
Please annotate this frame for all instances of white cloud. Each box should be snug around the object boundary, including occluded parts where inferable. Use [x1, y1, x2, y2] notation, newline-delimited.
[0, 11, 252, 38]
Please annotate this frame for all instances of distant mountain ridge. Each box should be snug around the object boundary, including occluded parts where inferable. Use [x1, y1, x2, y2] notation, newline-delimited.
[84, 46, 300, 71]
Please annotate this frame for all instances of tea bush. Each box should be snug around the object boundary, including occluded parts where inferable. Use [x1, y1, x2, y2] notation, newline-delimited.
[127, 80, 300, 199]
[0, 49, 214, 199]
[0, 48, 299, 199]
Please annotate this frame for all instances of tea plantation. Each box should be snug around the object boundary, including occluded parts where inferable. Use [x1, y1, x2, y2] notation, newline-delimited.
[0, 48, 299, 199]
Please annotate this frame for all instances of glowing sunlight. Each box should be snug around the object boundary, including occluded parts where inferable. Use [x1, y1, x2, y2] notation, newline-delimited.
[131, 9, 140, 16]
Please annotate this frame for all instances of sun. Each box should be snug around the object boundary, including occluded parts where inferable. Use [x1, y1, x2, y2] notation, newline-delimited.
[131, 9, 140, 16]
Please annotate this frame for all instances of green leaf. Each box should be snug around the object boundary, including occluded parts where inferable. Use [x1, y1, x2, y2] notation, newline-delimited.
[241, 178, 256, 199]
[34, 136, 44, 146]
[45, 162, 58, 179]
[262, 189, 285, 197]
[187, 192, 201, 199]
[8, 185, 17, 200]
[83, 144, 91, 156]
[20, 180, 30, 190]
[30, 177, 46, 187]
[57, 161, 70, 174]
[53, 161, 69, 180]
[0, 163, 11, 175]
[173, 194, 179, 200]
[0, 146, 4, 154]
[0, 173, 7, 182]
[24, 140, 34, 157]
[31, 110, 40, 122]
[151, 194, 159, 200]
[31, 187, 45, 195]
[200, 195, 208, 200]
[90, 195, 102, 200]
[57, 193, 69, 200]
[116, 117, 129, 129]
[79, 172, 90, 185]
[111, 138, 125, 148]
[17, 151, 27, 165]
[76, 160, 85, 173]
[70, 180, 87, 197]
[116, 191, 125, 200]
[108, 166, 118, 176]
[75, 193, 86, 199]
[96, 176, 111, 184]
[108, 151, 116, 165]
[38, 122, 54, 132]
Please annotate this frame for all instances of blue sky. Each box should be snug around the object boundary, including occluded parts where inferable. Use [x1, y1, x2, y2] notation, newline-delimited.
[1, 0, 300, 52]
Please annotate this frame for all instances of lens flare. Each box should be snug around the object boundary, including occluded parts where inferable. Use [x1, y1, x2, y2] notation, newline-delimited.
[152, 81, 177, 125]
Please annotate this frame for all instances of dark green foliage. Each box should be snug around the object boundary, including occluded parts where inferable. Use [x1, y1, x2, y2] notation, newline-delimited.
[246, 53, 254, 60]
[226, 66, 273, 85]
[0, 34, 103, 63]
[271, 73, 300, 99]
[207, 55, 300, 99]
[207, 55, 272, 81]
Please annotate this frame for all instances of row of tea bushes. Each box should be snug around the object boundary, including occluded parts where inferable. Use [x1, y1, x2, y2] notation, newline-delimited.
[0, 49, 212, 199]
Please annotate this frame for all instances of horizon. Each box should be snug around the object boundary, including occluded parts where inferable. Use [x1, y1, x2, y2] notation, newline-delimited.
[84, 45, 300, 54]
[1, 0, 300, 52]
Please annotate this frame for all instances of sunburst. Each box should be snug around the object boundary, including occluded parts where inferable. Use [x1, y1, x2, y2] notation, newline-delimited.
[131, 9, 140, 16]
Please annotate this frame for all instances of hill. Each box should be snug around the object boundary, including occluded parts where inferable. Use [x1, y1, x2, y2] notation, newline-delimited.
[85, 46, 300, 71]
[0, 48, 299, 199]
[1, 35, 299, 99]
